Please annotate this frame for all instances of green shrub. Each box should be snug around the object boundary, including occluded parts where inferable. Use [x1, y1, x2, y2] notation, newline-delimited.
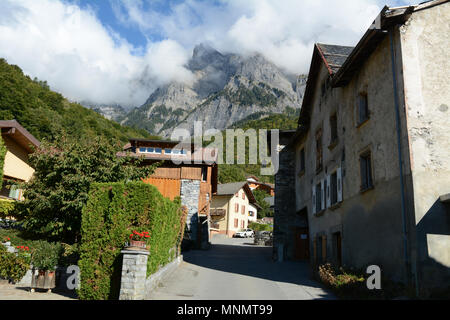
[77, 181, 184, 300]
[248, 222, 273, 232]
[31, 241, 61, 271]
[0, 199, 15, 219]
[58, 243, 80, 267]
[0, 244, 30, 282]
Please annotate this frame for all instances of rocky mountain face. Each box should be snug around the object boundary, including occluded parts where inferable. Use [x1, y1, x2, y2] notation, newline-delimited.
[81, 102, 127, 121]
[95, 44, 307, 137]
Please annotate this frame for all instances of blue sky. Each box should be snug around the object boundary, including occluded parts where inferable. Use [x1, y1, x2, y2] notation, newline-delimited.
[0, 0, 418, 107]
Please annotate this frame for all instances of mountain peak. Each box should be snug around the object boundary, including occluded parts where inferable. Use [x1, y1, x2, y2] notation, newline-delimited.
[189, 43, 226, 71]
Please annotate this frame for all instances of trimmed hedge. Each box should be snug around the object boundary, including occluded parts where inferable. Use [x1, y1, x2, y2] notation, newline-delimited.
[77, 182, 184, 300]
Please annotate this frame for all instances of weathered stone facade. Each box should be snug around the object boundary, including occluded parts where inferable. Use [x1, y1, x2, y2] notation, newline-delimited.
[276, 1, 450, 294]
[180, 179, 201, 243]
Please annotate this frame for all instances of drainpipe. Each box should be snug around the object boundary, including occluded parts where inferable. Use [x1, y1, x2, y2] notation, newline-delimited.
[388, 27, 419, 296]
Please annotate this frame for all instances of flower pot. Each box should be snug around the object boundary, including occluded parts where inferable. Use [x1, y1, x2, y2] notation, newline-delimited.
[129, 240, 146, 248]
[30, 269, 56, 291]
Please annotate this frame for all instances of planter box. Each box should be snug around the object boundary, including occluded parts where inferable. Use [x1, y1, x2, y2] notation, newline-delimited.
[31, 269, 56, 291]
[128, 240, 147, 249]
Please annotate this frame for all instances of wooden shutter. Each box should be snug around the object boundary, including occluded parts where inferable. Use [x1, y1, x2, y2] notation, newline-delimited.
[320, 179, 325, 211]
[326, 175, 331, 208]
[337, 167, 343, 202]
[322, 235, 327, 262]
[312, 186, 316, 214]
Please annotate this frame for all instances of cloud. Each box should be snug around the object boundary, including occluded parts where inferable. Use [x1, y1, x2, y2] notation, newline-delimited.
[0, 0, 194, 107]
[0, 0, 409, 107]
[110, 0, 385, 74]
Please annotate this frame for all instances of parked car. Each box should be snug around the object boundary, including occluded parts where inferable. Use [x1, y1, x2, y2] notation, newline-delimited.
[233, 228, 254, 238]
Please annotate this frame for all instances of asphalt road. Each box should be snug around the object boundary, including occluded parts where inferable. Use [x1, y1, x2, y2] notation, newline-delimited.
[147, 236, 335, 300]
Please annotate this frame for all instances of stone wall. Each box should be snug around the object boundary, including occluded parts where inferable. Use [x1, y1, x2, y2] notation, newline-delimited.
[180, 179, 200, 243]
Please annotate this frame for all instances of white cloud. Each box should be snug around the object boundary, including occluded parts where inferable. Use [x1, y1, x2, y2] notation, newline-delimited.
[0, 0, 408, 107]
[111, 0, 384, 74]
[0, 0, 193, 107]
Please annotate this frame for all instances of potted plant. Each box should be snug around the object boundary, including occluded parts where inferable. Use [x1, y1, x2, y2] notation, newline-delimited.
[128, 230, 150, 249]
[30, 241, 60, 293]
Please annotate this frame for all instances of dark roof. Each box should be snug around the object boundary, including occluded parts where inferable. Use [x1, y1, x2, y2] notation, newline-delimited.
[316, 43, 354, 74]
[0, 120, 40, 152]
[215, 182, 256, 204]
[217, 182, 248, 195]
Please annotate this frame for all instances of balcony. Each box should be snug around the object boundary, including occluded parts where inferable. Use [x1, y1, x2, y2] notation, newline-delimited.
[210, 209, 226, 217]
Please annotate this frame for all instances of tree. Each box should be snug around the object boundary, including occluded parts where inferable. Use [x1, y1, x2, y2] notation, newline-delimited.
[253, 189, 272, 218]
[16, 136, 157, 243]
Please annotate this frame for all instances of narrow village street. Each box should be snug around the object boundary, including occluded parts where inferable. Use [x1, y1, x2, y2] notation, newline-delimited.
[147, 236, 335, 300]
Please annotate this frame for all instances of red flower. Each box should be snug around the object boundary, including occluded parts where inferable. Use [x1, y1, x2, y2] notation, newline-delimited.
[25, 247, 29, 250]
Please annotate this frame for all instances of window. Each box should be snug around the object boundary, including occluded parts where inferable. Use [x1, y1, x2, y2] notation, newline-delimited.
[165, 149, 172, 154]
[315, 129, 323, 172]
[235, 203, 239, 212]
[241, 220, 245, 229]
[360, 152, 373, 191]
[172, 149, 187, 155]
[139, 147, 162, 154]
[242, 192, 245, 200]
[315, 183, 322, 212]
[331, 172, 338, 205]
[330, 113, 338, 143]
[234, 219, 238, 228]
[299, 148, 305, 173]
[8, 185, 23, 201]
[241, 205, 245, 215]
[358, 92, 369, 125]
[201, 167, 208, 182]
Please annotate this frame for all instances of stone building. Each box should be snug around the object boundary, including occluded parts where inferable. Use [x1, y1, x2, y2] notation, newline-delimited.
[274, 0, 450, 294]
[118, 139, 218, 249]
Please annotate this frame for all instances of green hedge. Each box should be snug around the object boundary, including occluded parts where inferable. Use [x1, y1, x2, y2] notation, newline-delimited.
[0, 199, 15, 219]
[0, 135, 6, 190]
[77, 181, 184, 300]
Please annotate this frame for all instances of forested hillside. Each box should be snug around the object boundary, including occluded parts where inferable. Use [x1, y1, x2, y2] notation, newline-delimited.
[217, 109, 299, 184]
[0, 58, 154, 144]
